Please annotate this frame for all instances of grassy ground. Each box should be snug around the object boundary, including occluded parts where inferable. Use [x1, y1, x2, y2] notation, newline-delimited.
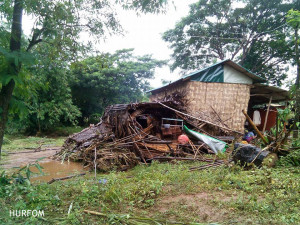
[0, 159, 299, 224]
[2, 135, 66, 151]
[1, 126, 82, 155]
[0, 135, 66, 164]
[0, 135, 299, 224]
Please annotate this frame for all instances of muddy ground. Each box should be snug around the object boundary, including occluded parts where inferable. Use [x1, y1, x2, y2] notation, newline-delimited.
[1, 147, 60, 169]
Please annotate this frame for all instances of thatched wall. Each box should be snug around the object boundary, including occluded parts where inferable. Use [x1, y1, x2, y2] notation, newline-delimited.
[150, 81, 251, 132]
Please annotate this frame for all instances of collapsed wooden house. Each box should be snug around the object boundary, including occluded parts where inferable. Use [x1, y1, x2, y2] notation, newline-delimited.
[57, 97, 235, 171]
[148, 59, 290, 132]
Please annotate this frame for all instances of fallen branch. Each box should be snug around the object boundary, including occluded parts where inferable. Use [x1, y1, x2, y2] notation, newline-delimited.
[7, 147, 61, 154]
[83, 210, 185, 224]
[189, 162, 224, 171]
[47, 172, 86, 184]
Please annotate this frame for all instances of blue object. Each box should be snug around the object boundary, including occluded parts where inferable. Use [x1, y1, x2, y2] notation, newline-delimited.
[99, 179, 107, 184]
[243, 131, 256, 142]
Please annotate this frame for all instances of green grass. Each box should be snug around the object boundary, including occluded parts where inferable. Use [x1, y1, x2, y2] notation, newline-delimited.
[2, 125, 83, 154]
[2, 135, 65, 152]
[0, 126, 83, 162]
[0, 135, 66, 164]
[49, 126, 84, 137]
[0, 160, 299, 224]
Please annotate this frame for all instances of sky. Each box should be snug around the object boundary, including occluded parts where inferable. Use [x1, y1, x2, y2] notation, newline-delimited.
[94, 0, 199, 88]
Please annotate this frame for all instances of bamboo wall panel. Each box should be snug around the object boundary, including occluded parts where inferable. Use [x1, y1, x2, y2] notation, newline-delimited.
[150, 81, 251, 132]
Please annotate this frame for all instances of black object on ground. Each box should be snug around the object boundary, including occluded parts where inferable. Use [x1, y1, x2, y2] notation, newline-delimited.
[233, 143, 270, 167]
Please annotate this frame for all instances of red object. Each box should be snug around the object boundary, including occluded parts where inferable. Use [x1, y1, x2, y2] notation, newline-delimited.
[178, 134, 189, 144]
[249, 106, 285, 131]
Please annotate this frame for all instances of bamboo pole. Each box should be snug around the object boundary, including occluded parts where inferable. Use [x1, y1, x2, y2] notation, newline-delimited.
[242, 109, 268, 145]
[262, 96, 272, 133]
[276, 112, 278, 141]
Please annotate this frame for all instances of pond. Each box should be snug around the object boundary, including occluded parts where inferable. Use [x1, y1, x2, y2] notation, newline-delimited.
[30, 160, 87, 183]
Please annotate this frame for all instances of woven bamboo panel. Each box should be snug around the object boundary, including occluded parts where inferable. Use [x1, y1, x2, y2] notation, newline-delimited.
[150, 81, 250, 132]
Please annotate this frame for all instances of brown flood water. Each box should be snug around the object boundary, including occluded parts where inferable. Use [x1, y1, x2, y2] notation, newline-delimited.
[30, 160, 87, 183]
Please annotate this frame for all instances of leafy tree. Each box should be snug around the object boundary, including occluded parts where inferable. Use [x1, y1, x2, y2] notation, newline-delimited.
[24, 47, 81, 134]
[163, 0, 299, 85]
[0, 0, 169, 157]
[1, 29, 82, 134]
[286, 9, 300, 138]
[70, 49, 165, 124]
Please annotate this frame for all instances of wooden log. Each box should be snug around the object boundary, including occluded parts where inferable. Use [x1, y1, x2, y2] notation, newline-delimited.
[48, 172, 86, 184]
[242, 109, 268, 145]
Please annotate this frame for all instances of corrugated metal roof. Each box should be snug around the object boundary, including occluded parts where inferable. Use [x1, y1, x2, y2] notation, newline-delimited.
[147, 59, 266, 93]
[250, 83, 290, 105]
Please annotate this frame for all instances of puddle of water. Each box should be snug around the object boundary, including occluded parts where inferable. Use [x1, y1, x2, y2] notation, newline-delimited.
[30, 160, 87, 183]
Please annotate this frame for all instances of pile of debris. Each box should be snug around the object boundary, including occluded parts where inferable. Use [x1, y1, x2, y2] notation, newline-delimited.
[56, 91, 295, 171]
[56, 93, 238, 171]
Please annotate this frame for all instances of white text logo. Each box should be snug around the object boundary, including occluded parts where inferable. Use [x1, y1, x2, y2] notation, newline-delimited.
[9, 210, 44, 217]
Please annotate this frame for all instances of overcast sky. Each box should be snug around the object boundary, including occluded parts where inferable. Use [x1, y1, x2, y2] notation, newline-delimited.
[95, 0, 199, 88]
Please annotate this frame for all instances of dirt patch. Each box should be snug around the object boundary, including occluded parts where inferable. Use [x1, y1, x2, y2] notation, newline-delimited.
[1, 148, 60, 169]
[156, 192, 237, 223]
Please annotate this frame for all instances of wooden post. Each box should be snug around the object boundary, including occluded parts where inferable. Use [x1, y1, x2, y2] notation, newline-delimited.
[242, 109, 268, 145]
[262, 96, 272, 133]
[276, 112, 278, 141]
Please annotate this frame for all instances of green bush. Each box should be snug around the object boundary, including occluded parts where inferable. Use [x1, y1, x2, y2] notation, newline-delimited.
[2, 136, 11, 145]
[50, 126, 83, 136]
[277, 149, 300, 167]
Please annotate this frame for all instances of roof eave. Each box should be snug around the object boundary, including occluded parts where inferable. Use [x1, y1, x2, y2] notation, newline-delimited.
[147, 59, 266, 93]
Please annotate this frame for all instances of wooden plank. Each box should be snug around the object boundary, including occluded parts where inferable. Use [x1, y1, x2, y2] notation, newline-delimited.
[262, 96, 272, 133]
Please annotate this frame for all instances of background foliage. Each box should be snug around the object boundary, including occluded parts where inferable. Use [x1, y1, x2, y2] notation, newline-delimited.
[70, 49, 165, 125]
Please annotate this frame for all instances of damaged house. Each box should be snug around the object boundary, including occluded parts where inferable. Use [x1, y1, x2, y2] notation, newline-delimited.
[57, 60, 290, 171]
[148, 59, 290, 132]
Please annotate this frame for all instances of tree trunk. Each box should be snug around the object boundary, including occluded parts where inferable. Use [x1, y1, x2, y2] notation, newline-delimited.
[293, 26, 299, 139]
[0, 0, 23, 159]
